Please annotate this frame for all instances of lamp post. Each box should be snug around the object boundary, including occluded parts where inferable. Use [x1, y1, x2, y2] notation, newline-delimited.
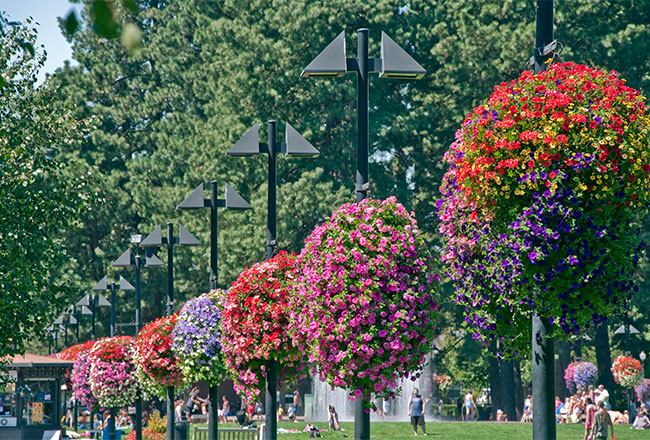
[227, 121, 319, 440]
[529, 1, 559, 439]
[91, 275, 135, 440]
[112, 240, 164, 440]
[77, 292, 111, 340]
[140, 222, 202, 440]
[177, 181, 250, 440]
[53, 313, 77, 349]
[301, 29, 425, 440]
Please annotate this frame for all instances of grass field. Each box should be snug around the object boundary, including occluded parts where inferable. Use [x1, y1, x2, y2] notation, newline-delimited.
[79, 420, 648, 439]
[261, 421, 649, 439]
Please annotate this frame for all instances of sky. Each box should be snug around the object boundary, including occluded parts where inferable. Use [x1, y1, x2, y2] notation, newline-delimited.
[2, 0, 80, 83]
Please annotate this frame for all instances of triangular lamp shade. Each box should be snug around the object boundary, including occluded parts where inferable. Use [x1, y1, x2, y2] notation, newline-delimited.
[145, 249, 164, 267]
[91, 276, 108, 291]
[285, 123, 320, 157]
[96, 293, 111, 307]
[178, 224, 201, 246]
[226, 124, 260, 156]
[112, 248, 131, 267]
[77, 295, 90, 307]
[224, 184, 252, 210]
[379, 31, 426, 79]
[80, 306, 92, 315]
[177, 183, 206, 210]
[119, 275, 135, 291]
[301, 31, 347, 78]
[140, 225, 163, 247]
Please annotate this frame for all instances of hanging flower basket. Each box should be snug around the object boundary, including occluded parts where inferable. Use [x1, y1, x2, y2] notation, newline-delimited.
[573, 362, 597, 390]
[71, 343, 99, 410]
[172, 290, 228, 385]
[89, 336, 139, 407]
[292, 197, 440, 403]
[135, 314, 183, 395]
[611, 355, 643, 388]
[437, 62, 650, 354]
[56, 340, 96, 361]
[564, 361, 580, 393]
[635, 378, 650, 402]
[222, 252, 304, 401]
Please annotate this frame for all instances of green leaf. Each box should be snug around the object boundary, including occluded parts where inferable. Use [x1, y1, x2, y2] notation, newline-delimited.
[63, 10, 79, 37]
[91, 0, 119, 39]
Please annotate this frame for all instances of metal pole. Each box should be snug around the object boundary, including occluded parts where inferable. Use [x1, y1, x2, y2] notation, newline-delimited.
[109, 408, 116, 440]
[166, 222, 175, 440]
[267, 121, 277, 261]
[354, 28, 371, 440]
[264, 120, 278, 440]
[110, 282, 116, 337]
[73, 399, 78, 432]
[264, 359, 277, 440]
[54, 331, 58, 352]
[91, 296, 96, 341]
[64, 319, 68, 347]
[75, 309, 80, 342]
[210, 180, 218, 291]
[48, 335, 52, 355]
[355, 399, 370, 440]
[135, 253, 143, 440]
[356, 28, 369, 204]
[209, 385, 219, 440]
[531, 2, 555, 440]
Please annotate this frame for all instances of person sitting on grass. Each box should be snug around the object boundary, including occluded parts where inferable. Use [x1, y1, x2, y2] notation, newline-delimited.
[632, 408, 650, 429]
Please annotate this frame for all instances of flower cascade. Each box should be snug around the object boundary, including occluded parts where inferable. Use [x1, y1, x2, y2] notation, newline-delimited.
[135, 314, 183, 392]
[71, 343, 99, 410]
[56, 340, 96, 361]
[635, 378, 650, 403]
[437, 62, 650, 354]
[172, 290, 228, 385]
[611, 355, 643, 388]
[292, 197, 440, 403]
[88, 336, 139, 407]
[222, 252, 304, 401]
[573, 361, 597, 390]
[564, 361, 580, 393]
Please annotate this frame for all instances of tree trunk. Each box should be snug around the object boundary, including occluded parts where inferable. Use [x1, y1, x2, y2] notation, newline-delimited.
[595, 320, 617, 409]
[555, 340, 571, 400]
[513, 360, 524, 421]
[573, 338, 583, 361]
[488, 341, 501, 421]
[500, 359, 517, 422]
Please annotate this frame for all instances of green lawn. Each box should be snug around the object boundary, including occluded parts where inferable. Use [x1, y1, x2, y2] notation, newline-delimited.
[261, 421, 648, 439]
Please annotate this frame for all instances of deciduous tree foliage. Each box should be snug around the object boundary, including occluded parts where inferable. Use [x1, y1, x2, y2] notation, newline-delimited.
[0, 15, 93, 358]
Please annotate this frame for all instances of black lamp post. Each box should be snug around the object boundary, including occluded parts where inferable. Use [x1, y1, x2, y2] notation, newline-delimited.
[53, 313, 77, 349]
[112, 241, 164, 440]
[91, 275, 135, 440]
[140, 222, 202, 440]
[177, 181, 250, 440]
[301, 29, 425, 440]
[530, 1, 558, 439]
[227, 121, 319, 440]
[77, 292, 111, 341]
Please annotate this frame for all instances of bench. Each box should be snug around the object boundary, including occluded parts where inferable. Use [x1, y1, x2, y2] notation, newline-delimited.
[193, 424, 264, 440]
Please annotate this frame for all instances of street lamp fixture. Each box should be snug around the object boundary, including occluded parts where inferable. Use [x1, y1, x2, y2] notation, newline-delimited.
[302, 29, 425, 440]
[140, 222, 201, 440]
[90, 275, 134, 440]
[177, 182, 250, 440]
[112, 243, 163, 440]
[302, 28, 425, 206]
[227, 121, 319, 440]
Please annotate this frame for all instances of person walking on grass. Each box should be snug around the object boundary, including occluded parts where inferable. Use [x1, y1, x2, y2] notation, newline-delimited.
[408, 387, 427, 436]
[590, 401, 614, 440]
[464, 389, 477, 421]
